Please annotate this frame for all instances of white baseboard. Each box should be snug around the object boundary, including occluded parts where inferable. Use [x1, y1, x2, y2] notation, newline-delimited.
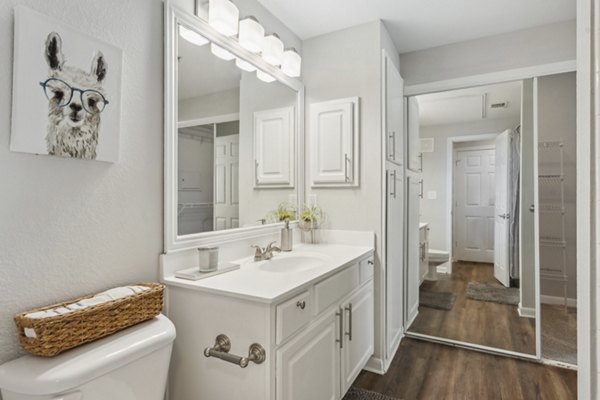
[518, 305, 536, 318]
[364, 356, 385, 375]
[407, 305, 419, 328]
[540, 295, 577, 308]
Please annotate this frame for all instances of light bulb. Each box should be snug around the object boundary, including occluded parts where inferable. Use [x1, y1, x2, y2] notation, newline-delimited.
[262, 33, 284, 66]
[282, 48, 301, 77]
[239, 17, 264, 54]
[179, 25, 209, 46]
[256, 70, 276, 83]
[236, 58, 256, 72]
[208, 0, 239, 37]
[211, 43, 235, 61]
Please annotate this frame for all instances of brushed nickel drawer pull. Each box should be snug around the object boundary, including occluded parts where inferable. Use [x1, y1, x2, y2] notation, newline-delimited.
[344, 303, 353, 341]
[296, 300, 306, 310]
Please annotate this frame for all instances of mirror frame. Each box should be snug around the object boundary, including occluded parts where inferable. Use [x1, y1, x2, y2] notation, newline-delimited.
[164, 3, 305, 252]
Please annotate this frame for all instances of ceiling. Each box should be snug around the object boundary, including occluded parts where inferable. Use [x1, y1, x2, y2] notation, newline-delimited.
[416, 81, 522, 126]
[178, 34, 241, 100]
[257, 0, 575, 53]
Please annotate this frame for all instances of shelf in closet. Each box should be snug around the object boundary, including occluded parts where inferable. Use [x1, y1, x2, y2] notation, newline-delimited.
[539, 236, 567, 248]
[538, 174, 564, 183]
[538, 203, 565, 214]
[177, 202, 213, 216]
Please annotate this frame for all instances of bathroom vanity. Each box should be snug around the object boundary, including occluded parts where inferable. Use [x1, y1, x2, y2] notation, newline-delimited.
[163, 244, 374, 400]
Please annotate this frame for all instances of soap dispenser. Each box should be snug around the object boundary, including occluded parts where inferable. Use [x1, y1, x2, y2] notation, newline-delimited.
[281, 218, 293, 251]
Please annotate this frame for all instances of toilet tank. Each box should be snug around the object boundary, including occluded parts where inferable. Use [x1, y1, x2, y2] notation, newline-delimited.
[0, 315, 176, 400]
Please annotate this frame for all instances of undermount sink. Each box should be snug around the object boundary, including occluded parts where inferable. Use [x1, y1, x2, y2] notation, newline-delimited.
[258, 255, 327, 273]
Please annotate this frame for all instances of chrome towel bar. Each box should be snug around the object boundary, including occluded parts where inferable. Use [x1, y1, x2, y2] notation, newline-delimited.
[203, 334, 266, 368]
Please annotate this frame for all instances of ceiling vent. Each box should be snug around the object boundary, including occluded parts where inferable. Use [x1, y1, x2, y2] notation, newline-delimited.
[490, 101, 509, 109]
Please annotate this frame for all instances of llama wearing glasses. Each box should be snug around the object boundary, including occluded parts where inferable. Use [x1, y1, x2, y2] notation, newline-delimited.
[41, 32, 109, 159]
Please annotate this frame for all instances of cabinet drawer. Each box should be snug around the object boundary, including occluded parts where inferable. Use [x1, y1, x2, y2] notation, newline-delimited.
[359, 257, 374, 284]
[276, 291, 312, 345]
[315, 264, 359, 315]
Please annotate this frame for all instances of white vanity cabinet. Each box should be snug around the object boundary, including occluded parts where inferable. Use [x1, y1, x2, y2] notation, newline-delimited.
[166, 251, 374, 400]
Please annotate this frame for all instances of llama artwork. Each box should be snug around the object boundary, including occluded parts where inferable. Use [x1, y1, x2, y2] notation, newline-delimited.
[41, 32, 109, 160]
[10, 6, 122, 162]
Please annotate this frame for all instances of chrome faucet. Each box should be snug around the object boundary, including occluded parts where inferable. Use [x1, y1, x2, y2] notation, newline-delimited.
[251, 241, 281, 261]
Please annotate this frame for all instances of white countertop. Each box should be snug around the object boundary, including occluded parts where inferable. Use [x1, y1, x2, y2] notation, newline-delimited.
[164, 244, 374, 304]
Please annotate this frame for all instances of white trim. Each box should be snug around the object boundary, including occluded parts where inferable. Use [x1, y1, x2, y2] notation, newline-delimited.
[576, 0, 593, 397]
[518, 305, 536, 319]
[406, 304, 419, 329]
[364, 356, 385, 375]
[533, 77, 542, 360]
[404, 60, 576, 96]
[540, 295, 577, 308]
[164, 3, 305, 253]
[178, 113, 240, 128]
[445, 133, 499, 272]
[405, 332, 539, 361]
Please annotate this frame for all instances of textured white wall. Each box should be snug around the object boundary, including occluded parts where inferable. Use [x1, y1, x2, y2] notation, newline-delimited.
[0, 0, 164, 364]
[400, 20, 576, 86]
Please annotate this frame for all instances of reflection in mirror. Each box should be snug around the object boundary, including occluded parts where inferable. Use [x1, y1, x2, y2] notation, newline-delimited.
[176, 24, 297, 236]
[406, 80, 537, 355]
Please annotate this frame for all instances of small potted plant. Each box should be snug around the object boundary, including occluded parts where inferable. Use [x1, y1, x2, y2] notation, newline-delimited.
[299, 204, 324, 243]
[267, 202, 296, 223]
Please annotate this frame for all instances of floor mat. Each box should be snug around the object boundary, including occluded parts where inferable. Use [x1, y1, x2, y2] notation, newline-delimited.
[343, 387, 401, 400]
[465, 282, 519, 305]
[419, 290, 457, 311]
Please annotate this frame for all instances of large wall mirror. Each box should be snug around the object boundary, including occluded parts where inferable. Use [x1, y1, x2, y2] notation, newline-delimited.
[164, 5, 304, 251]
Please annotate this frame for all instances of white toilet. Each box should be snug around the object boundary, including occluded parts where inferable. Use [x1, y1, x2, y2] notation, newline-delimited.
[0, 314, 176, 400]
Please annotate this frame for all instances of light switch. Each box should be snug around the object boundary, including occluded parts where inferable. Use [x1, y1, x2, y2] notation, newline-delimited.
[427, 191, 437, 200]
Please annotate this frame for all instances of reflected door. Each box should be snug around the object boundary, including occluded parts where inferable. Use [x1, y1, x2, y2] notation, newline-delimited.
[214, 134, 239, 230]
[454, 149, 495, 263]
[494, 130, 511, 287]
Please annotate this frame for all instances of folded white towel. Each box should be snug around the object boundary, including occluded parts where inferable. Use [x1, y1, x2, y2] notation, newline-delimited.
[25, 286, 150, 319]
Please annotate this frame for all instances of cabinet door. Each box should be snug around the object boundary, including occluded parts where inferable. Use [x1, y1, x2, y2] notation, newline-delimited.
[384, 54, 404, 166]
[277, 310, 341, 400]
[385, 164, 404, 360]
[341, 283, 374, 394]
[405, 176, 421, 326]
[407, 97, 422, 172]
[254, 106, 294, 187]
[310, 97, 359, 187]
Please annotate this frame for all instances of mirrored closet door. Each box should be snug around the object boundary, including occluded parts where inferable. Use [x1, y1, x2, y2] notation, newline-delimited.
[403, 72, 577, 364]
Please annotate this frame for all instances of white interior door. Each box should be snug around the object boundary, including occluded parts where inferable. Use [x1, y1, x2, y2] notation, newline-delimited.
[494, 131, 511, 286]
[454, 148, 495, 263]
[214, 134, 239, 230]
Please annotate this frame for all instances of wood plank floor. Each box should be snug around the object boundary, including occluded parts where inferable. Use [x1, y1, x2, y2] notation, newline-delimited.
[408, 262, 536, 354]
[353, 338, 577, 400]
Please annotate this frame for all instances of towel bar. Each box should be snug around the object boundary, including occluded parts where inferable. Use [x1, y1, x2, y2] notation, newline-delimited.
[203, 334, 266, 368]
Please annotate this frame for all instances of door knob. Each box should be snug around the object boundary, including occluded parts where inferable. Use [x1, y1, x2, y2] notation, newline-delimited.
[529, 205, 535, 213]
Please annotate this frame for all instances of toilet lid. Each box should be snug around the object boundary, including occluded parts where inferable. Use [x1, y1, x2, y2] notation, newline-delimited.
[0, 315, 175, 395]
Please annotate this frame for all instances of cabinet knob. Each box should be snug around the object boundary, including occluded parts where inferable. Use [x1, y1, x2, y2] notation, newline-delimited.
[296, 300, 306, 310]
[367, 260, 374, 265]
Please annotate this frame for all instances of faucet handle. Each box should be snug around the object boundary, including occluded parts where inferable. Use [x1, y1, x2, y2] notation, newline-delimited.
[251, 245, 263, 257]
[266, 241, 277, 250]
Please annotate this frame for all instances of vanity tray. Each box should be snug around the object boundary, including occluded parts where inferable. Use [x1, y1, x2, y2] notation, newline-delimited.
[13, 282, 164, 357]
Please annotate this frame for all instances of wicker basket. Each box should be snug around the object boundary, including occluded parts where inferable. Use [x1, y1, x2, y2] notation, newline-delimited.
[14, 282, 164, 357]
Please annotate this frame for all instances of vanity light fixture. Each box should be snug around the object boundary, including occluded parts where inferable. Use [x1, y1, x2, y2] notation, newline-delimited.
[262, 33, 284, 66]
[281, 48, 301, 77]
[238, 16, 264, 53]
[179, 25, 209, 46]
[208, 0, 239, 37]
[256, 70, 276, 83]
[235, 58, 256, 72]
[211, 43, 236, 61]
